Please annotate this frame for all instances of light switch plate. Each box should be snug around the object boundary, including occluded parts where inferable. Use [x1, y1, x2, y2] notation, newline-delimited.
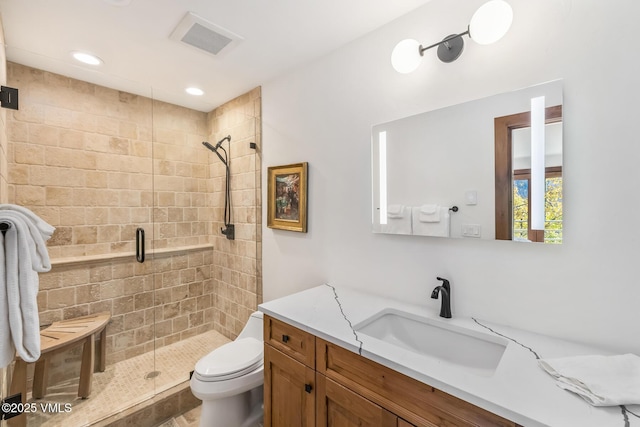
[462, 224, 481, 238]
[465, 190, 477, 205]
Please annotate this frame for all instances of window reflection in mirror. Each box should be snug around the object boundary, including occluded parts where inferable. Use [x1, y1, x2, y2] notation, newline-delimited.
[511, 123, 563, 243]
[494, 105, 563, 243]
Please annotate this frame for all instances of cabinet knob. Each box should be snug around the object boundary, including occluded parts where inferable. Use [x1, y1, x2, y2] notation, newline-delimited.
[282, 334, 289, 343]
[305, 384, 313, 393]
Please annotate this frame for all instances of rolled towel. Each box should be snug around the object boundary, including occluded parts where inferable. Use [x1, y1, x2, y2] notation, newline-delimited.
[419, 204, 441, 223]
[538, 354, 640, 406]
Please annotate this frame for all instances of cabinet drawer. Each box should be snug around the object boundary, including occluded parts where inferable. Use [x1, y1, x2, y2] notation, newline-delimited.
[316, 338, 517, 427]
[264, 315, 315, 368]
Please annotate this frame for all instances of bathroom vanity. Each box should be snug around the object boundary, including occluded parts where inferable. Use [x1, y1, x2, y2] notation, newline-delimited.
[264, 314, 518, 426]
[259, 285, 638, 427]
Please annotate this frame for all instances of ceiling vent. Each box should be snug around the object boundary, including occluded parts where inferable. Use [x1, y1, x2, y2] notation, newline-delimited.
[170, 12, 243, 56]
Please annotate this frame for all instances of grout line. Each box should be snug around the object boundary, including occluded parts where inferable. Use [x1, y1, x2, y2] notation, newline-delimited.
[324, 283, 363, 355]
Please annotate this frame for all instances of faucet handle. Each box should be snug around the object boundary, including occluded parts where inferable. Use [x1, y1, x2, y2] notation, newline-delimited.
[436, 276, 450, 290]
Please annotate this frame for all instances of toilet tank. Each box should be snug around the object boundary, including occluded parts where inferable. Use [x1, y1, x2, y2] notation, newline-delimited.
[236, 311, 264, 341]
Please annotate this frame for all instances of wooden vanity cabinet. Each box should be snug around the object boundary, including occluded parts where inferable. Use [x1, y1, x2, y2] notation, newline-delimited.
[264, 315, 520, 427]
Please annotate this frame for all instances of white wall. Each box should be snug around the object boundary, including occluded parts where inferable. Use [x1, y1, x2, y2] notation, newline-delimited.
[262, 0, 640, 354]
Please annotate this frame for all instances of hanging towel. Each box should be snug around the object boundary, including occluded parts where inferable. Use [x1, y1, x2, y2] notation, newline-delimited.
[387, 204, 405, 219]
[412, 206, 450, 237]
[380, 206, 412, 235]
[0, 205, 55, 368]
[0, 231, 10, 368]
[538, 354, 640, 406]
[0, 204, 55, 270]
[418, 204, 440, 222]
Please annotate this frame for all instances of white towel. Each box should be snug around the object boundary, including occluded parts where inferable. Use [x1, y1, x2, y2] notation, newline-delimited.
[538, 354, 640, 406]
[412, 206, 450, 237]
[418, 204, 440, 222]
[0, 231, 10, 368]
[0, 204, 55, 270]
[387, 204, 405, 219]
[0, 206, 55, 368]
[380, 206, 412, 234]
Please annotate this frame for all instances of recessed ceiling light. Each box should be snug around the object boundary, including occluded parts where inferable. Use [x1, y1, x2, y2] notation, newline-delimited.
[186, 87, 204, 96]
[71, 51, 103, 66]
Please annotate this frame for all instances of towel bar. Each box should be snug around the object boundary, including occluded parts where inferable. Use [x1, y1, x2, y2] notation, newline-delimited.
[0, 221, 11, 233]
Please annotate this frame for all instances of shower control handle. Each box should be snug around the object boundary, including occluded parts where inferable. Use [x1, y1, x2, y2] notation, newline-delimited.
[282, 335, 289, 343]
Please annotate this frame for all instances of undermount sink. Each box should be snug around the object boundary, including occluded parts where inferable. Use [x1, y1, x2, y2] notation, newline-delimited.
[354, 309, 508, 376]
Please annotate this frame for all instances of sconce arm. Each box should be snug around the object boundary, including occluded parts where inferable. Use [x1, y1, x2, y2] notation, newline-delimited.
[418, 29, 470, 56]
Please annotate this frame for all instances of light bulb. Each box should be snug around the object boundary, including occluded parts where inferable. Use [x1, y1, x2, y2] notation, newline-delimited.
[186, 87, 204, 96]
[391, 39, 422, 74]
[71, 51, 103, 66]
[469, 0, 513, 45]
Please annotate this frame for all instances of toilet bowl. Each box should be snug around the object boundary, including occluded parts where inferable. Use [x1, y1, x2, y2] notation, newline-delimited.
[190, 311, 264, 427]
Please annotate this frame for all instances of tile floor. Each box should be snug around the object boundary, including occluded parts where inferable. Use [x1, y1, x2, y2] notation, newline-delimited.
[25, 330, 229, 426]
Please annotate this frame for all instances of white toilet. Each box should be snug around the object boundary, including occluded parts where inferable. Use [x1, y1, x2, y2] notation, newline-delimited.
[190, 311, 264, 427]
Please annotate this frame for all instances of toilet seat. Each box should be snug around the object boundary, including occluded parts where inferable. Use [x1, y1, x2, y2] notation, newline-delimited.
[194, 337, 263, 382]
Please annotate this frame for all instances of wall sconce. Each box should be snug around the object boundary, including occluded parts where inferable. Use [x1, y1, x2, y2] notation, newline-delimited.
[391, 0, 513, 73]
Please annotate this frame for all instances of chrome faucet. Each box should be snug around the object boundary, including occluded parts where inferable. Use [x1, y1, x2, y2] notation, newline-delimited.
[431, 277, 452, 318]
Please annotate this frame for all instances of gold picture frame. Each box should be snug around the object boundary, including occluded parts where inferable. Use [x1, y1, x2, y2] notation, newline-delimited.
[267, 162, 308, 232]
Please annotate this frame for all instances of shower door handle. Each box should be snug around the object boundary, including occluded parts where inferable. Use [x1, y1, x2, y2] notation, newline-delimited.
[136, 228, 145, 263]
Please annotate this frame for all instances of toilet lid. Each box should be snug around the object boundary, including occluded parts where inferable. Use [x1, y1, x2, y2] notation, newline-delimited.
[195, 337, 263, 381]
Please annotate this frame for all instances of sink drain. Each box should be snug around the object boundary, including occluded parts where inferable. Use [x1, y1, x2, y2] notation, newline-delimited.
[144, 371, 161, 380]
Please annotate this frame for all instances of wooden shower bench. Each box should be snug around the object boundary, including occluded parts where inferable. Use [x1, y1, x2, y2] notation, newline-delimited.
[10, 312, 111, 404]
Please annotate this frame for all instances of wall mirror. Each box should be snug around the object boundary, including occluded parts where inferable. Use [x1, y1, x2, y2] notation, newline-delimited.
[371, 80, 563, 244]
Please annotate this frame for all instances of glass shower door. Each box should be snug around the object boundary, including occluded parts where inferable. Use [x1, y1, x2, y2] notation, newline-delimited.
[2, 57, 158, 426]
[147, 97, 216, 398]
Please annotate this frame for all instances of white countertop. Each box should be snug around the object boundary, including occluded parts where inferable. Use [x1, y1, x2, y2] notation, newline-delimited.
[259, 284, 640, 427]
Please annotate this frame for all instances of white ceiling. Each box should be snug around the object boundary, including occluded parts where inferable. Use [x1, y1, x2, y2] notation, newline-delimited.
[0, 0, 431, 112]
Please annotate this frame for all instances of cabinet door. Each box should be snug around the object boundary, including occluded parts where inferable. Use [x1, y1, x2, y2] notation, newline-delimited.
[264, 344, 315, 427]
[317, 374, 396, 427]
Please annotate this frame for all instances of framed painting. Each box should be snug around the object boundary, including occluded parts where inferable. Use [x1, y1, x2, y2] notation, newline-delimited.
[267, 162, 308, 232]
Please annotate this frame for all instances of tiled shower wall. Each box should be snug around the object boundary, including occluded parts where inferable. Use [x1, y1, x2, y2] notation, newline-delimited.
[208, 88, 262, 339]
[5, 62, 215, 370]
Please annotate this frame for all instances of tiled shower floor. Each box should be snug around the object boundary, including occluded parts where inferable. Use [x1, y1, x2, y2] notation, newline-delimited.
[26, 330, 230, 427]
